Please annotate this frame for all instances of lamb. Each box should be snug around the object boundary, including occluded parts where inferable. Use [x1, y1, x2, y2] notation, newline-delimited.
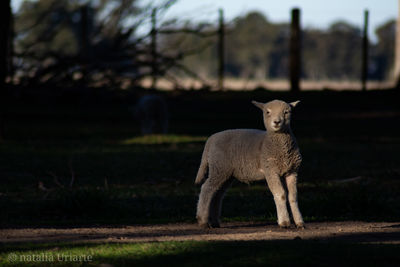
[132, 95, 168, 135]
[195, 99, 304, 229]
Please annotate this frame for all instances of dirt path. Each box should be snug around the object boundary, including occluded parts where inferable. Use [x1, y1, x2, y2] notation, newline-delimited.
[1, 221, 400, 244]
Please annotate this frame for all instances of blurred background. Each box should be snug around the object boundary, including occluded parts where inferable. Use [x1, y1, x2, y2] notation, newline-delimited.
[2, 0, 399, 91]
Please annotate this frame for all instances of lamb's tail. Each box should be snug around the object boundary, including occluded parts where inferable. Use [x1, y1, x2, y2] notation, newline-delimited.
[195, 139, 210, 185]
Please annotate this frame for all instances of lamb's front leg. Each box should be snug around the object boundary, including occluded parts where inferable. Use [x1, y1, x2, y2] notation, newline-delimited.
[265, 173, 290, 228]
[286, 173, 305, 228]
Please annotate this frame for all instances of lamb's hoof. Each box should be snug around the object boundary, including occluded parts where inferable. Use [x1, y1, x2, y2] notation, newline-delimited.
[296, 223, 306, 230]
[279, 221, 291, 228]
[198, 222, 220, 229]
[210, 222, 220, 228]
[197, 217, 209, 229]
[198, 222, 211, 229]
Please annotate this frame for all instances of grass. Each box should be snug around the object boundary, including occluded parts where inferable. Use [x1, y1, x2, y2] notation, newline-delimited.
[1, 138, 399, 227]
[1, 89, 400, 226]
[120, 134, 207, 145]
[1, 240, 400, 266]
[0, 88, 399, 265]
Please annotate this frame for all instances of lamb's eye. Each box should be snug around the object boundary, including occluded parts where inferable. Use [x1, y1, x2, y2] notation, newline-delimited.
[284, 110, 290, 115]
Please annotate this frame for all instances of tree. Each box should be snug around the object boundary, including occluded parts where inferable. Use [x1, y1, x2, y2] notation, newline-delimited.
[371, 20, 395, 80]
[0, 0, 11, 140]
[171, 11, 290, 80]
[13, 0, 181, 87]
[13, 5, 397, 89]
[167, 12, 371, 82]
[303, 21, 362, 80]
[0, 0, 11, 83]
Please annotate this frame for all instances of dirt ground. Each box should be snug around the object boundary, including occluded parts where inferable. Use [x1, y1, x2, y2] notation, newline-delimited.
[1, 221, 400, 244]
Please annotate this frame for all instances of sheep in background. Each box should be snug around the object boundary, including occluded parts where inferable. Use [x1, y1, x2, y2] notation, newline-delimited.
[132, 95, 168, 135]
[195, 99, 304, 229]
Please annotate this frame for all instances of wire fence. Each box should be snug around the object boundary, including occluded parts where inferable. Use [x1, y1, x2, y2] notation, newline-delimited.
[147, 7, 381, 92]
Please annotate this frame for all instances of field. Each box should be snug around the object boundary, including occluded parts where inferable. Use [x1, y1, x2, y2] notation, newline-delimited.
[140, 77, 395, 91]
[0, 88, 400, 266]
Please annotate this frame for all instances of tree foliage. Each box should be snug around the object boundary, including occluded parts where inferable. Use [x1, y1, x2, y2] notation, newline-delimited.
[12, 5, 397, 87]
[166, 11, 395, 81]
[372, 19, 395, 79]
[13, 0, 181, 87]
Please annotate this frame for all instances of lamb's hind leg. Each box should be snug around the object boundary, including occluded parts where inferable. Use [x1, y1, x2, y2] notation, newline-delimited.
[265, 173, 290, 228]
[196, 171, 230, 228]
[286, 173, 304, 228]
[209, 178, 234, 227]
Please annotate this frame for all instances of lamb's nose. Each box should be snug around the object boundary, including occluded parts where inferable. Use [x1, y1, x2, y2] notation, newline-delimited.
[273, 119, 281, 125]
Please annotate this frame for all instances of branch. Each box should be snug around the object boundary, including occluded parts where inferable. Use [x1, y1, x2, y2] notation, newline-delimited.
[16, 1, 59, 33]
[172, 62, 211, 87]
[159, 28, 217, 38]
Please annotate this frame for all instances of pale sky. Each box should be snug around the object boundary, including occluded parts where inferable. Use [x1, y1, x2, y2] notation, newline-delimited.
[12, 0, 398, 42]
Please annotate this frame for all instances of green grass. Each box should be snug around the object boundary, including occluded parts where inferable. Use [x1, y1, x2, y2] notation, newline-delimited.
[1, 136, 399, 226]
[1, 240, 400, 266]
[0, 89, 399, 266]
[0, 89, 399, 227]
[120, 134, 207, 145]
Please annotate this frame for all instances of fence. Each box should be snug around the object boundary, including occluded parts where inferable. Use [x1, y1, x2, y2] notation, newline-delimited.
[2, 4, 389, 92]
[148, 7, 378, 92]
[149, 7, 225, 90]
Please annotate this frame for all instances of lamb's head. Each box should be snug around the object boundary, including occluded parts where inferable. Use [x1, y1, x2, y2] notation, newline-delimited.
[252, 99, 300, 132]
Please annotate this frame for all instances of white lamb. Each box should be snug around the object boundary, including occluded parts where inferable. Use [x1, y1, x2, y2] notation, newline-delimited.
[195, 99, 304, 229]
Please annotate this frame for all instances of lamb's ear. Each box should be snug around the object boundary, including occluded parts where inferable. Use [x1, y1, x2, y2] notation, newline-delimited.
[289, 100, 300, 108]
[252, 101, 265, 110]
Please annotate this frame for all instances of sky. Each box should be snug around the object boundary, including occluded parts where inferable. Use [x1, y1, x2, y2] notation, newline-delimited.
[12, 0, 398, 42]
[160, 0, 398, 43]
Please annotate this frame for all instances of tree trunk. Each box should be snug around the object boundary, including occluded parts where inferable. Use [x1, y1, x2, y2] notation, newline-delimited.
[151, 8, 158, 88]
[289, 8, 301, 93]
[361, 10, 369, 91]
[395, 1, 400, 89]
[218, 9, 225, 91]
[0, 0, 12, 140]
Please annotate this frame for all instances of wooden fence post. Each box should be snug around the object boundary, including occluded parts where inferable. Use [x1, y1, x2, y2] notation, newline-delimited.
[0, 0, 11, 86]
[79, 5, 89, 84]
[394, 0, 400, 89]
[289, 8, 301, 93]
[0, 0, 11, 141]
[80, 5, 89, 57]
[361, 9, 369, 91]
[151, 8, 158, 88]
[218, 8, 225, 91]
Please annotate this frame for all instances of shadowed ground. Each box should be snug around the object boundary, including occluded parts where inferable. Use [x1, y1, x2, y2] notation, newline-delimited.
[1, 221, 400, 244]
